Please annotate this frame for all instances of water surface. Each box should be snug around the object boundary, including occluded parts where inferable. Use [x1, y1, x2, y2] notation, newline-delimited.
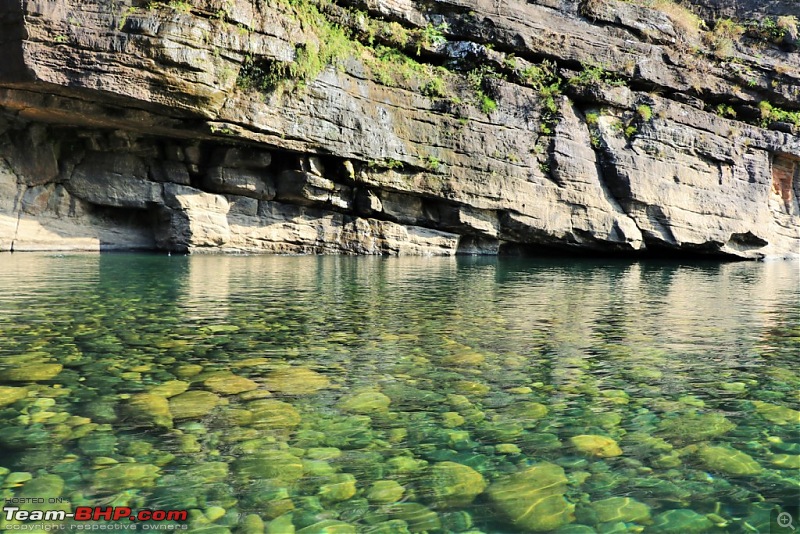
[0, 254, 798, 533]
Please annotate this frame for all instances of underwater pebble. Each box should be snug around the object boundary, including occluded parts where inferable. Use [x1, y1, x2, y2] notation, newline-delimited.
[698, 445, 762, 476]
[589, 496, 651, 524]
[123, 393, 173, 429]
[6, 363, 63, 382]
[204, 373, 259, 395]
[570, 435, 623, 458]
[425, 461, 486, 509]
[263, 367, 330, 395]
[753, 401, 800, 425]
[337, 391, 391, 414]
[149, 380, 190, 398]
[648, 509, 713, 534]
[169, 390, 221, 419]
[2, 472, 33, 488]
[366, 480, 405, 504]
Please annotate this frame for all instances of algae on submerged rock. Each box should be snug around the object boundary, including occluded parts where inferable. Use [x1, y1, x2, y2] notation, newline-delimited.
[487, 462, 575, 531]
[263, 368, 331, 395]
[589, 496, 651, 524]
[423, 461, 486, 509]
[570, 435, 623, 458]
[168, 390, 222, 419]
[656, 412, 735, 444]
[123, 393, 173, 428]
[697, 445, 763, 476]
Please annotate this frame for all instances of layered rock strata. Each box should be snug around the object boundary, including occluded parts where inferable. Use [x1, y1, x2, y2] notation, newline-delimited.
[0, 0, 798, 257]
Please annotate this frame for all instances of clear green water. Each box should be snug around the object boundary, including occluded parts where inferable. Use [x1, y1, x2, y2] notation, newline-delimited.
[0, 254, 798, 534]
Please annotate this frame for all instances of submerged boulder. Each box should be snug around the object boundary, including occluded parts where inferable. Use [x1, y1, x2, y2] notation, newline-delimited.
[234, 450, 304, 482]
[648, 509, 714, 534]
[752, 401, 800, 426]
[657, 412, 735, 444]
[487, 462, 574, 532]
[263, 368, 331, 395]
[424, 461, 486, 509]
[337, 391, 391, 414]
[92, 463, 160, 492]
[122, 393, 173, 429]
[168, 390, 221, 419]
[6, 363, 62, 381]
[247, 399, 301, 429]
[366, 480, 405, 504]
[204, 372, 259, 395]
[318, 474, 357, 503]
[570, 435, 623, 458]
[697, 445, 762, 476]
[0, 386, 28, 406]
[589, 496, 651, 524]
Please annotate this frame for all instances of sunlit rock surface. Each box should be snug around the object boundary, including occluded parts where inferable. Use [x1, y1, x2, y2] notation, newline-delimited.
[0, 0, 798, 258]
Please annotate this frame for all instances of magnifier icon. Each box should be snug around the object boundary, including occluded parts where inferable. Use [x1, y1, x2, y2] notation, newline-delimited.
[778, 512, 796, 531]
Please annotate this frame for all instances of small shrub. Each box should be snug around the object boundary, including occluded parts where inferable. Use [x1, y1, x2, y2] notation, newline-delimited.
[651, 0, 704, 43]
[415, 22, 448, 55]
[715, 104, 736, 118]
[758, 101, 800, 127]
[368, 159, 404, 171]
[517, 59, 562, 135]
[636, 105, 653, 121]
[520, 60, 558, 91]
[385, 21, 410, 47]
[425, 155, 442, 171]
[118, 6, 136, 30]
[237, 0, 455, 102]
[367, 47, 449, 97]
[235, 0, 357, 93]
[478, 92, 497, 114]
[504, 54, 518, 70]
[745, 17, 796, 44]
[168, 0, 192, 12]
[705, 18, 744, 57]
[758, 101, 774, 125]
[569, 63, 626, 87]
[777, 15, 798, 41]
[579, 0, 605, 18]
[422, 77, 446, 98]
[467, 65, 501, 115]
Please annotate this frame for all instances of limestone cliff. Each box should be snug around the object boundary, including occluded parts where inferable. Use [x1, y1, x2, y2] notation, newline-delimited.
[0, 0, 798, 258]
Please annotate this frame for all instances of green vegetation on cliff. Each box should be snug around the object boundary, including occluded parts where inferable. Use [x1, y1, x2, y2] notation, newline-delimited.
[237, 0, 452, 100]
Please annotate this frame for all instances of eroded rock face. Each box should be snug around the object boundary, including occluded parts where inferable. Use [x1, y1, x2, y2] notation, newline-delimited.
[0, 0, 797, 258]
[689, 0, 798, 21]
